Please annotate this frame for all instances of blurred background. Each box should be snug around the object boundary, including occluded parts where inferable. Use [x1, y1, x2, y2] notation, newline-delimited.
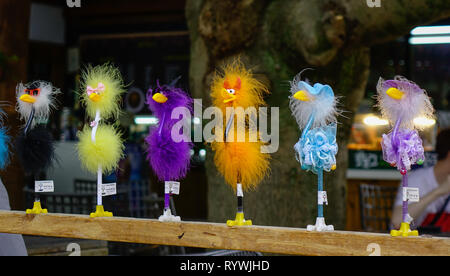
[0, 0, 449, 255]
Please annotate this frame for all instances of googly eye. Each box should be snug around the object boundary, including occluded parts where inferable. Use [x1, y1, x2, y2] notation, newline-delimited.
[227, 89, 235, 95]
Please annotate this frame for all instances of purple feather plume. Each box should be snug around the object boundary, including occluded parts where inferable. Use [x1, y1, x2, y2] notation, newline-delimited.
[145, 81, 193, 181]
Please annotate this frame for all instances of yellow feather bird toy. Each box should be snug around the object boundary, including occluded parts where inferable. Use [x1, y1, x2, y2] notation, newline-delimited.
[211, 60, 270, 226]
[77, 63, 125, 217]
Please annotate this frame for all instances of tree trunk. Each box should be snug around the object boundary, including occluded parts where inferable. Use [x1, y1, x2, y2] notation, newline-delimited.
[0, 0, 31, 210]
[186, 0, 450, 228]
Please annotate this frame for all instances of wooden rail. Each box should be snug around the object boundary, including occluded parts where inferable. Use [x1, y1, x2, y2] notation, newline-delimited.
[0, 211, 449, 256]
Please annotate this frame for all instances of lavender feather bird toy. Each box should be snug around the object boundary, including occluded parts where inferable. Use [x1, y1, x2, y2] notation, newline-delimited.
[377, 76, 434, 237]
[145, 80, 193, 222]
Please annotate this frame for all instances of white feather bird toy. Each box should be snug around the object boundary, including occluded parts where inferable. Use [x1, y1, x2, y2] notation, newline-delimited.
[16, 81, 59, 214]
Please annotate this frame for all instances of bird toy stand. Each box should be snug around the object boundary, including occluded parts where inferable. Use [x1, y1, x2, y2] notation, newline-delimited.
[26, 201, 48, 215]
[307, 168, 334, 232]
[89, 110, 113, 218]
[227, 183, 252, 227]
[158, 182, 180, 222]
[390, 172, 418, 237]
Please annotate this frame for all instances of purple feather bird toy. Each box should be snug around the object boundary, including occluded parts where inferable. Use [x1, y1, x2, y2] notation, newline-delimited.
[145, 80, 193, 222]
[376, 76, 434, 237]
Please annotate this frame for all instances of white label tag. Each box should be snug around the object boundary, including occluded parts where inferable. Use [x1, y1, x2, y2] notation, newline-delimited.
[318, 191, 328, 205]
[102, 183, 117, 197]
[165, 181, 180, 195]
[403, 188, 420, 202]
[236, 184, 243, 197]
[35, 180, 54, 193]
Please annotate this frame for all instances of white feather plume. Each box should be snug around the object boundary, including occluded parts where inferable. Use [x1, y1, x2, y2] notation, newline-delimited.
[376, 76, 434, 130]
[16, 81, 60, 126]
[289, 73, 339, 130]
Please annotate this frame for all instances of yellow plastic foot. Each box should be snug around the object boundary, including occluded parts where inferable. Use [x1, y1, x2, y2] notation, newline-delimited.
[90, 205, 113, 218]
[26, 202, 48, 214]
[226, 212, 252, 227]
[390, 222, 419, 237]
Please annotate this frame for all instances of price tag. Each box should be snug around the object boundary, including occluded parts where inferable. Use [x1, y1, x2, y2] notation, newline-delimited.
[165, 181, 180, 195]
[403, 188, 420, 202]
[35, 181, 54, 193]
[318, 191, 328, 205]
[236, 183, 244, 197]
[102, 183, 117, 197]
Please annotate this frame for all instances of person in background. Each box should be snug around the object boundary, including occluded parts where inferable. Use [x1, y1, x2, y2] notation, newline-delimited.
[391, 128, 450, 232]
[0, 179, 27, 256]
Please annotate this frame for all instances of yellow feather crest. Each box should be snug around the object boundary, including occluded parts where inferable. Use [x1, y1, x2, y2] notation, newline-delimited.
[80, 63, 126, 119]
[212, 129, 270, 191]
[211, 60, 269, 112]
[77, 125, 124, 174]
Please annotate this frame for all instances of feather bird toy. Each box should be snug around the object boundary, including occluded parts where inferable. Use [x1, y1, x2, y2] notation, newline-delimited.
[16, 81, 59, 214]
[376, 76, 434, 237]
[145, 79, 193, 222]
[0, 107, 11, 172]
[289, 71, 338, 231]
[77, 64, 125, 217]
[211, 61, 270, 227]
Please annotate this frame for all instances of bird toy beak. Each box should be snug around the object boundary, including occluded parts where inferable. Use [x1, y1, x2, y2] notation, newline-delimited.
[293, 90, 311, 102]
[222, 88, 236, 104]
[19, 94, 36, 103]
[89, 92, 102, 102]
[152, 93, 168, 104]
[386, 87, 404, 100]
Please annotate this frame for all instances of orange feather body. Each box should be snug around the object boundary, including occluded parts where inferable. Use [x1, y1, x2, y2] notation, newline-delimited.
[210, 61, 270, 191]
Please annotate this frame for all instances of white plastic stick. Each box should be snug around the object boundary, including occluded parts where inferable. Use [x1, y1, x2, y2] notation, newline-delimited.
[91, 110, 101, 142]
[91, 109, 102, 206]
[97, 165, 102, 206]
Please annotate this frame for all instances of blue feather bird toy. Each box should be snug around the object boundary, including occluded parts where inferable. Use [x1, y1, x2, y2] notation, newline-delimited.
[289, 71, 339, 232]
[0, 108, 11, 171]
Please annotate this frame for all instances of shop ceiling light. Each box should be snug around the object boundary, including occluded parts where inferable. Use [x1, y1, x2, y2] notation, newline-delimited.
[413, 117, 436, 128]
[363, 115, 389, 126]
[411, 26, 450, 36]
[134, 116, 158, 125]
[409, 35, 450, 45]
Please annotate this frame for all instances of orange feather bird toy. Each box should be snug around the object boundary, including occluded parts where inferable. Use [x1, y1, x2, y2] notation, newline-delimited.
[211, 61, 270, 226]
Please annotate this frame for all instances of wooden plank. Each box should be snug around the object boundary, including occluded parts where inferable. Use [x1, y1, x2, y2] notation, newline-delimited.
[0, 211, 449, 256]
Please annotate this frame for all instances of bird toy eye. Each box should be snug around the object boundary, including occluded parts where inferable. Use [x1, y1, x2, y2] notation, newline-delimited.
[25, 88, 40, 96]
[227, 89, 236, 95]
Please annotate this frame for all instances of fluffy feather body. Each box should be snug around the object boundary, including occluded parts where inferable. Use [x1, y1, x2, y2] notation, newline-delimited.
[210, 61, 270, 191]
[146, 127, 192, 181]
[77, 125, 124, 174]
[16, 81, 60, 126]
[289, 75, 338, 130]
[376, 76, 434, 130]
[16, 126, 55, 175]
[212, 129, 270, 191]
[80, 64, 126, 120]
[0, 127, 10, 170]
[294, 123, 338, 174]
[381, 129, 424, 171]
[145, 82, 193, 181]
